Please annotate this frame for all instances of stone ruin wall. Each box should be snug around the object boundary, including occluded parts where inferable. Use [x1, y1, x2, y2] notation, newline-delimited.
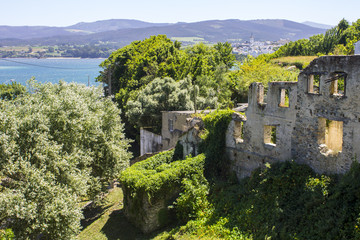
[226, 81, 298, 179]
[225, 55, 360, 178]
[291, 56, 360, 174]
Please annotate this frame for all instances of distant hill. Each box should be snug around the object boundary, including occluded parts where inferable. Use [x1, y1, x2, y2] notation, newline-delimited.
[302, 21, 333, 29]
[68, 19, 171, 33]
[0, 19, 326, 47]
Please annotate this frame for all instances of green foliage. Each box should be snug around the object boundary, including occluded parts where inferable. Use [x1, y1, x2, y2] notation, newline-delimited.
[271, 56, 317, 70]
[0, 81, 26, 100]
[0, 229, 13, 240]
[174, 175, 210, 223]
[97, 35, 236, 143]
[165, 160, 360, 240]
[273, 18, 360, 57]
[120, 150, 205, 201]
[173, 142, 184, 161]
[0, 81, 131, 239]
[228, 56, 299, 103]
[125, 77, 218, 133]
[199, 109, 234, 179]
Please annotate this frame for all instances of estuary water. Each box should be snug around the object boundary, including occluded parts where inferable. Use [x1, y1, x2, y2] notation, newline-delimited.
[0, 58, 105, 86]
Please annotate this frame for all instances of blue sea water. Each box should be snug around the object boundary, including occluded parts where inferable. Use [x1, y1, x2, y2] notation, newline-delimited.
[0, 58, 105, 86]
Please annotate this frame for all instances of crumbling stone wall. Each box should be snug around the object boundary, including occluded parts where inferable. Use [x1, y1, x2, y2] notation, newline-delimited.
[226, 56, 360, 178]
[226, 81, 297, 178]
[291, 56, 360, 174]
[122, 187, 178, 233]
[161, 111, 194, 150]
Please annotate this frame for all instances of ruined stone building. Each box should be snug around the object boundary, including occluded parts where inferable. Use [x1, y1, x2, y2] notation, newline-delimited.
[141, 56, 360, 179]
[226, 55, 360, 179]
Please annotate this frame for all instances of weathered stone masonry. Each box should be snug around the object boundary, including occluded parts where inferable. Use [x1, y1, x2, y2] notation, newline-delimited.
[226, 56, 360, 178]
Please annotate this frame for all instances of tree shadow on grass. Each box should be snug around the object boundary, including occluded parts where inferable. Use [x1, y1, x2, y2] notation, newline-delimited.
[101, 209, 150, 240]
[101, 209, 178, 240]
[81, 204, 112, 230]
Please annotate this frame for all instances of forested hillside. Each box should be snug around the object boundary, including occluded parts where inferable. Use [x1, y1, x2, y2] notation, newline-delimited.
[273, 18, 360, 56]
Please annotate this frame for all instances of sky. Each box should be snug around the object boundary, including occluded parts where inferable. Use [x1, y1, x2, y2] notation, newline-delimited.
[1, 0, 359, 27]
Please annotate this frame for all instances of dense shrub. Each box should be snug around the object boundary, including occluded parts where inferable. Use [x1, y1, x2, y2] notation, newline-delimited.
[0, 81, 131, 239]
[199, 109, 234, 179]
[164, 160, 360, 240]
[120, 150, 205, 202]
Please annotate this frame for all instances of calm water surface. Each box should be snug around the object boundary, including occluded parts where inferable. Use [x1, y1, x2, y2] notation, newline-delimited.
[0, 58, 105, 86]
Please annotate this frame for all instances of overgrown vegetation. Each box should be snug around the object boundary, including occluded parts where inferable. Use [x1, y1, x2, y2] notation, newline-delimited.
[120, 150, 206, 210]
[199, 109, 235, 179]
[0, 81, 26, 100]
[228, 55, 299, 103]
[270, 56, 318, 70]
[155, 160, 360, 240]
[0, 81, 131, 239]
[272, 18, 360, 57]
[97, 35, 236, 147]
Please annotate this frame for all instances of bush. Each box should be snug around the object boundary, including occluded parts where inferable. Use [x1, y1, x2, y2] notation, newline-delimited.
[120, 150, 206, 202]
[0, 81, 131, 239]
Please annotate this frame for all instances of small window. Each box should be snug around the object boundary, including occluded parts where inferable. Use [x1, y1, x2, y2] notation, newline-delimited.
[318, 118, 343, 154]
[168, 119, 174, 132]
[279, 88, 289, 108]
[234, 121, 244, 143]
[329, 72, 347, 97]
[264, 125, 277, 146]
[308, 74, 321, 94]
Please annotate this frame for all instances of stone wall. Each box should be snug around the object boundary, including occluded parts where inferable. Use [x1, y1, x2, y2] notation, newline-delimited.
[140, 128, 162, 156]
[161, 111, 194, 151]
[226, 56, 360, 178]
[226, 81, 297, 178]
[122, 187, 178, 233]
[291, 56, 360, 174]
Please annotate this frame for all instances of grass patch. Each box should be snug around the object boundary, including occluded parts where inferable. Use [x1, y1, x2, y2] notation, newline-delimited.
[271, 56, 318, 69]
[77, 185, 182, 240]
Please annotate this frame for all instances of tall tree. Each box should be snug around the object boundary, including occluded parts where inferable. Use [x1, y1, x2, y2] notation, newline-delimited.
[0, 82, 131, 239]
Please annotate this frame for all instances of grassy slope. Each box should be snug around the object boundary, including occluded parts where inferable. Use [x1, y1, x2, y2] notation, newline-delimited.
[77, 187, 178, 240]
[271, 56, 318, 69]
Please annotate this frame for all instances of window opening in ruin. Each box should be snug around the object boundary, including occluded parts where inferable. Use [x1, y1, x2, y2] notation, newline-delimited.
[308, 74, 321, 94]
[234, 121, 244, 144]
[264, 125, 277, 146]
[279, 88, 290, 107]
[327, 72, 347, 97]
[257, 84, 265, 104]
[168, 119, 174, 132]
[318, 117, 343, 154]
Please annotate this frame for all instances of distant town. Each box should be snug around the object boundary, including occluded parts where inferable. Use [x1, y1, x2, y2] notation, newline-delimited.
[231, 35, 290, 56]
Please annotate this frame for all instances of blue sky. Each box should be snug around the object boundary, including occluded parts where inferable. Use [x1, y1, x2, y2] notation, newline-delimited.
[1, 0, 359, 26]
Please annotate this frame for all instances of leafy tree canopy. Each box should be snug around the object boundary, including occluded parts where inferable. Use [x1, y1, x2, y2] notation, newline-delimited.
[273, 18, 360, 57]
[228, 55, 299, 102]
[97, 35, 236, 144]
[0, 81, 26, 100]
[125, 77, 218, 133]
[0, 81, 131, 239]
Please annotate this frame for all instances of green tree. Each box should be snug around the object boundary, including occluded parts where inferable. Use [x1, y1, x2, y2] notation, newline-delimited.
[125, 77, 218, 133]
[0, 81, 26, 100]
[0, 81, 131, 239]
[228, 56, 299, 102]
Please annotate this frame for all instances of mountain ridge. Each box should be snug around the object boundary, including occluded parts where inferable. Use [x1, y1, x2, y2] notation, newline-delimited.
[0, 19, 327, 47]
